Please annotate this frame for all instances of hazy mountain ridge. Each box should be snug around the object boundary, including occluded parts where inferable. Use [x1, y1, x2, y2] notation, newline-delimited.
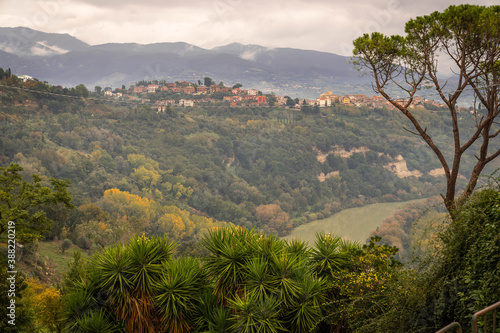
[0, 27, 89, 56]
[0, 27, 371, 96]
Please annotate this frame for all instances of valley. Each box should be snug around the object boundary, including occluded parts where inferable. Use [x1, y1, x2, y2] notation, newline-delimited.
[283, 198, 426, 244]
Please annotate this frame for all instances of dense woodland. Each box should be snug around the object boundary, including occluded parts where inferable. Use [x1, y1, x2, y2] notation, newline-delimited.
[1, 72, 489, 242]
[0, 70, 499, 332]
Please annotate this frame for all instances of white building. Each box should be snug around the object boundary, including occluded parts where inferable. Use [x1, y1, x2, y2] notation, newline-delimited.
[17, 75, 33, 82]
[179, 99, 194, 107]
[247, 88, 259, 96]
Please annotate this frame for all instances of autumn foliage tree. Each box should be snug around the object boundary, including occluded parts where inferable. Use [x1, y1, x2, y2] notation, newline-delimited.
[255, 204, 292, 236]
[26, 278, 64, 333]
[98, 188, 157, 231]
[353, 5, 500, 214]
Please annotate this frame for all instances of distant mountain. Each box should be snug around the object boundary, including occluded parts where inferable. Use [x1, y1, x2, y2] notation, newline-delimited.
[0, 27, 372, 97]
[0, 27, 89, 56]
[213, 43, 354, 77]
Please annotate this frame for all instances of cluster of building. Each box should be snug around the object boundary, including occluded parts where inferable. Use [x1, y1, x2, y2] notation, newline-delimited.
[103, 81, 274, 109]
[302, 91, 452, 110]
[102, 80, 458, 112]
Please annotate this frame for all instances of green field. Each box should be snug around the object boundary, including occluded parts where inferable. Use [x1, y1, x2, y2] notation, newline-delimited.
[284, 199, 425, 245]
[33, 241, 93, 278]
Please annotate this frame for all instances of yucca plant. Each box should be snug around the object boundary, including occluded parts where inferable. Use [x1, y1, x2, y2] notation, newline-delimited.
[95, 245, 132, 303]
[255, 234, 286, 263]
[284, 239, 311, 260]
[229, 293, 285, 333]
[92, 236, 176, 332]
[245, 257, 280, 302]
[195, 290, 232, 333]
[285, 276, 327, 333]
[155, 257, 207, 333]
[62, 268, 121, 332]
[63, 288, 97, 332]
[202, 227, 259, 302]
[269, 252, 303, 308]
[75, 310, 123, 333]
[311, 233, 348, 278]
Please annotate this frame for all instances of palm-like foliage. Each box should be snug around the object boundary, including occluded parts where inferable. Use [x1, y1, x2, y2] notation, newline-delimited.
[195, 290, 232, 333]
[75, 310, 123, 333]
[95, 245, 132, 302]
[128, 236, 174, 295]
[284, 239, 311, 260]
[255, 234, 286, 263]
[62, 228, 378, 333]
[229, 294, 285, 333]
[62, 284, 124, 332]
[286, 276, 327, 333]
[203, 228, 333, 332]
[311, 233, 348, 278]
[245, 257, 279, 302]
[155, 257, 207, 333]
[63, 236, 177, 333]
[93, 236, 176, 332]
[202, 227, 259, 301]
[269, 252, 302, 308]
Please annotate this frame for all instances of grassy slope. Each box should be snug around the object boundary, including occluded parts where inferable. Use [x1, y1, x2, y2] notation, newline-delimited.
[283, 199, 425, 244]
[17, 241, 93, 283]
[36, 241, 80, 275]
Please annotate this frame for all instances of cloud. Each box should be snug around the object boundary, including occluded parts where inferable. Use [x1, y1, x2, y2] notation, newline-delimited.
[240, 50, 257, 61]
[30, 41, 69, 56]
[1, 0, 499, 56]
[0, 42, 15, 53]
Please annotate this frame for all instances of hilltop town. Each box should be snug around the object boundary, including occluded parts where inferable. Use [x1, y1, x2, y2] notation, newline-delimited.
[95, 78, 467, 112]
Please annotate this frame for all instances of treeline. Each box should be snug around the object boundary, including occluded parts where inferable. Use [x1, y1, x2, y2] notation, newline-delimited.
[370, 196, 447, 260]
[0, 73, 90, 117]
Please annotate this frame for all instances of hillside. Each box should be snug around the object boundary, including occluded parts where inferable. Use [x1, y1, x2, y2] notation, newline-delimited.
[1, 72, 494, 249]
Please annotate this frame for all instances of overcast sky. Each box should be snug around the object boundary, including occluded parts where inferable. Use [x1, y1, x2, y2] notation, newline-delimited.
[0, 0, 497, 55]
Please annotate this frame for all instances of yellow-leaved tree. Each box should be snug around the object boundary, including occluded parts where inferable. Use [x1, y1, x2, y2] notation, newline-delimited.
[127, 154, 164, 190]
[26, 278, 64, 333]
[99, 188, 158, 232]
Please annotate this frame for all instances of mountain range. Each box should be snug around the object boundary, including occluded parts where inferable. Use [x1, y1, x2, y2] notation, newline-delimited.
[0, 26, 373, 97]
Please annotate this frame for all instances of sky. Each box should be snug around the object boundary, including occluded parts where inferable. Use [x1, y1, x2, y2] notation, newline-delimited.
[0, 0, 498, 56]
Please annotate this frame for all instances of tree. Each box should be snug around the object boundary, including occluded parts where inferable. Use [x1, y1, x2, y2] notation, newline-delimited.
[94, 86, 102, 95]
[204, 77, 213, 87]
[0, 261, 34, 332]
[358, 175, 500, 332]
[285, 96, 295, 107]
[232, 83, 243, 89]
[98, 188, 156, 231]
[255, 204, 291, 236]
[266, 94, 277, 106]
[62, 236, 192, 333]
[60, 238, 72, 254]
[352, 5, 500, 214]
[74, 84, 89, 97]
[27, 278, 65, 333]
[0, 164, 73, 243]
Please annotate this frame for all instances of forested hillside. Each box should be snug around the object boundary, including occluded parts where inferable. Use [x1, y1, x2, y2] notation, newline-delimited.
[1, 72, 494, 250]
